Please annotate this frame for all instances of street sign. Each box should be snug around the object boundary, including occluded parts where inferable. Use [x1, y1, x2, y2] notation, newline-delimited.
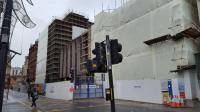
[69, 87, 75, 93]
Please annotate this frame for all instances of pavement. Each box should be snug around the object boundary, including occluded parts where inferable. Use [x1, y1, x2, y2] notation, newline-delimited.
[2, 91, 200, 112]
[2, 91, 32, 112]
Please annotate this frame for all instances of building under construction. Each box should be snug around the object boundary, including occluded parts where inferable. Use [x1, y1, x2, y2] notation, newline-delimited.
[79, 30, 92, 74]
[92, 0, 200, 103]
[46, 12, 92, 83]
[69, 29, 93, 84]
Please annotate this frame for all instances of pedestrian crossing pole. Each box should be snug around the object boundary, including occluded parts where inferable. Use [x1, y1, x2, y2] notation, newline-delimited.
[105, 35, 116, 112]
[0, 0, 13, 111]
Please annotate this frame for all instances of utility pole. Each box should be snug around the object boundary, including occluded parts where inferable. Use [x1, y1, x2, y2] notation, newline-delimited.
[105, 35, 116, 112]
[0, 0, 13, 111]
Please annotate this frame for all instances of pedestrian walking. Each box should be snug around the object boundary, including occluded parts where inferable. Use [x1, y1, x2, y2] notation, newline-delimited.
[27, 86, 31, 100]
[31, 87, 38, 108]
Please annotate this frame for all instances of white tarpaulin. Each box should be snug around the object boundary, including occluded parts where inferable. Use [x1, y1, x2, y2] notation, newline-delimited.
[92, 0, 200, 103]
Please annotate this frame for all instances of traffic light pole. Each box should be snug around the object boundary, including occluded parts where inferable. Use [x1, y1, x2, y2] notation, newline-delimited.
[0, 0, 13, 111]
[105, 35, 116, 112]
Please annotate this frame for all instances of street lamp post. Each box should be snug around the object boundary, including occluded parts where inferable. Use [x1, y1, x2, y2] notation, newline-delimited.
[0, 0, 13, 111]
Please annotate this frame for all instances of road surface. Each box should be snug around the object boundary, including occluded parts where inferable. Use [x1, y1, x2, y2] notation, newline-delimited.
[2, 91, 200, 112]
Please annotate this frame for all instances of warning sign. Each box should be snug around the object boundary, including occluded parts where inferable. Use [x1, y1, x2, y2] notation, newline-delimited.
[69, 87, 75, 93]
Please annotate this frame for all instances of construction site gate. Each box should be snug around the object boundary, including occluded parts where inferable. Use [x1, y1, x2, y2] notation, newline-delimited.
[73, 75, 104, 99]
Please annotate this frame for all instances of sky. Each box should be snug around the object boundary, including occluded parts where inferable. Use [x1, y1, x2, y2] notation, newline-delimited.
[10, 0, 128, 67]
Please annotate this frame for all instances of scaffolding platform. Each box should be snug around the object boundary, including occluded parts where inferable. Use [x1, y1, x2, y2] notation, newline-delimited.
[144, 28, 200, 45]
[170, 65, 196, 73]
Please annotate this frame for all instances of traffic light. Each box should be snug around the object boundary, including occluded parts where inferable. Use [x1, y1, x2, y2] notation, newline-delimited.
[93, 42, 107, 73]
[106, 88, 111, 101]
[85, 59, 98, 73]
[92, 43, 100, 61]
[86, 39, 123, 73]
[70, 69, 74, 83]
[110, 39, 123, 64]
[92, 42, 106, 64]
[86, 42, 107, 73]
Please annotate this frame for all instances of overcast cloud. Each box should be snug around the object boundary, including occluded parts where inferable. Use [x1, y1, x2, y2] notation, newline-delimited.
[10, 0, 127, 67]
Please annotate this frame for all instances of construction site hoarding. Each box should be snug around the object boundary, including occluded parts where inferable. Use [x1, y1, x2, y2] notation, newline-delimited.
[92, 0, 200, 103]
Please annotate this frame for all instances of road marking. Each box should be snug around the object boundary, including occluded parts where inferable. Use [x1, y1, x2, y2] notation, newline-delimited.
[48, 109, 64, 112]
[78, 104, 110, 109]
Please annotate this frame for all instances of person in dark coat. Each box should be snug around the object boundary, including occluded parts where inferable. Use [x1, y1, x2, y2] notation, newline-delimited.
[27, 86, 31, 100]
[31, 87, 38, 108]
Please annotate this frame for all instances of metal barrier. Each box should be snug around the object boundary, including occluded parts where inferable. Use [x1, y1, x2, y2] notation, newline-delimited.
[73, 75, 104, 99]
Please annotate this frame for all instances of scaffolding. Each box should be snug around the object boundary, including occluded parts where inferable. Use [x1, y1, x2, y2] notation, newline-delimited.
[46, 12, 92, 83]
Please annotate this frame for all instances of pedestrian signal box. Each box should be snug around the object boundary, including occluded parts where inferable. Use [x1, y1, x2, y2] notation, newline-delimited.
[106, 88, 111, 101]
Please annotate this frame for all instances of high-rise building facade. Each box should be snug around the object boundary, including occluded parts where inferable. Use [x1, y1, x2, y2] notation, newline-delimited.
[22, 56, 29, 76]
[46, 12, 92, 83]
[27, 41, 38, 82]
[10, 67, 22, 76]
